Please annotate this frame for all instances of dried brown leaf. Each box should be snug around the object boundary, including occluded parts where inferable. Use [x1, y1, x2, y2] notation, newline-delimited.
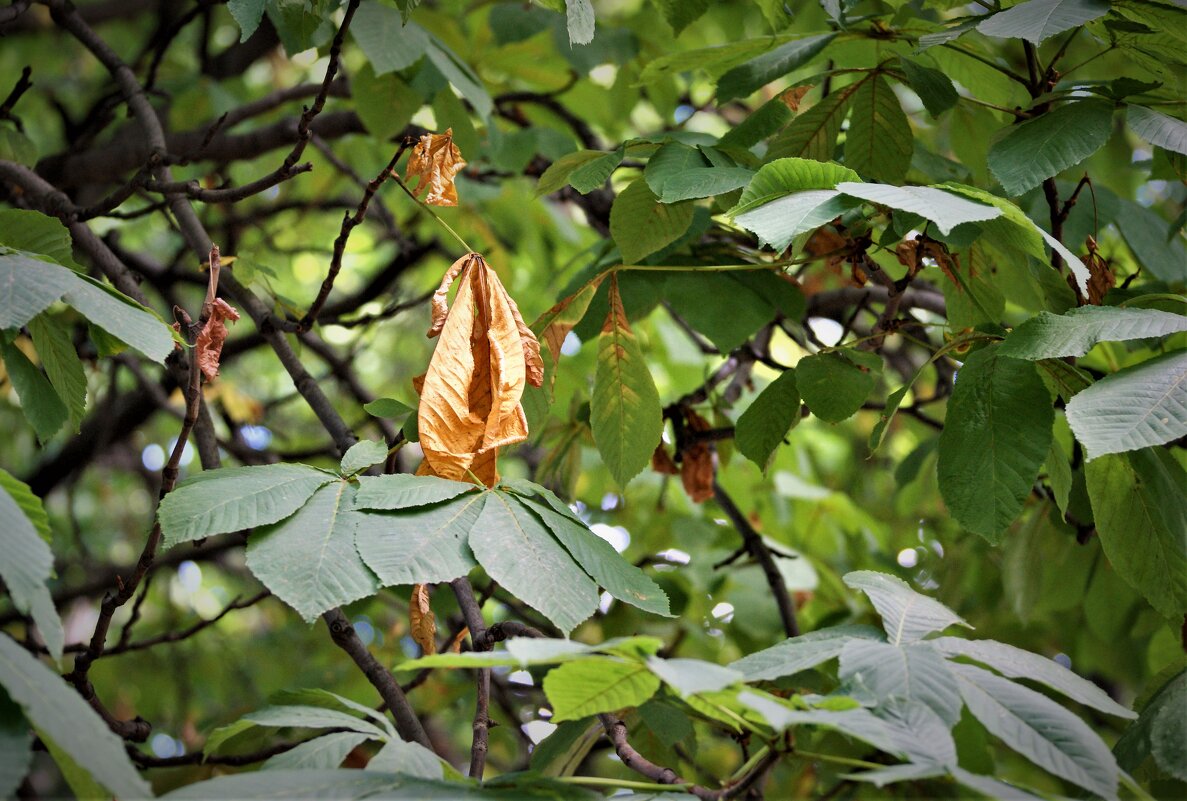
[410, 584, 437, 656]
[405, 129, 467, 207]
[781, 85, 812, 112]
[447, 626, 469, 653]
[195, 298, 240, 380]
[428, 254, 471, 338]
[1075, 237, 1114, 306]
[651, 444, 678, 475]
[680, 410, 715, 503]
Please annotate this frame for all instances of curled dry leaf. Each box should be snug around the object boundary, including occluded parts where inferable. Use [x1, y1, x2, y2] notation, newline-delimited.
[405, 128, 467, 207]
[680, 409, 715, 503]
[410, 584, 437, 656]
[651, 443, 679, 475]
[195, 298, 240, 381]
[1075, 236, 1114, 306]
[780, 84, 813, 112]
[416, 253, 544, 486]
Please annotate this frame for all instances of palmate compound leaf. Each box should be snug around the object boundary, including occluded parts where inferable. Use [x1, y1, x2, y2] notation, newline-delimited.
[931, 637, 1135, 719]
[468, 491, 599, 635]
[158, 463, 336, 547]
[999, 306, 1187, 361]
[0, 251, 175, 362]
[353, 490, 485, 587]
[590, 275, 664, 487]
[843, 571, 971, 645]
[245, 481, 381, 622]
[0, 634, 152, 800]
[1066, 350, 1187, 459]
[952, 662, 1120, 799]
[729, 625, 885, 681]
[543, 657, 661, 722]
[0, 469, 63, 660]
[936, 345, 1054, 542]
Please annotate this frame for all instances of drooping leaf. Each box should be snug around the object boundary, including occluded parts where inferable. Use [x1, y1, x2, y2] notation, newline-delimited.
[609, 178, 695, 264]
[987, 99, 1114, 196]
[1126, 105, 1187, 157]
[844, 74, 913, 184]
[898, 57, 959, 118]
[716, 33, 836, 102]
[1066, 350, 1187, 459]
[245, 482, 381, 622]
[999, 306, 1187, 360]
[158, 464, 335, 547]
[0, 634, 152, 800]
[836, 183, 1001, 235]
[937, 346, 1054, 542]
[409, 584, 437, 655]
[543, 658, 660, 721]
[952, 662, 1119, 799]
[796, 349, 882, 423]
[1086, 450, 1187, 619]
[843, 571, 971, 645]
[590, 275, 664, 487]
[468, 492, 598, 634]
[977, 0, 1111, 44]
[662, 271, 776, 352]
[735, 369, 801, 470]
[515, 495, 670, 616]
[405, 129, 467, 207]
[0, 340, 68, 443]
[0, 469, 62, 660]
[729, 625, 884, 681]
[353, 491, 484, 587]
[931, 637, 1136, 719]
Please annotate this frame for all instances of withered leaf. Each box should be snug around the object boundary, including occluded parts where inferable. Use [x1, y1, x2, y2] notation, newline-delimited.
[680, 409, 715, 503]
[405, 129, 467, 207]
[195, 298, 239, 381]
[1075, 236, 1114, 306]
[410, 584, 437, 656]
[651, 443, 678, 475]
[780, 85, 813, 112]
[417, 253, 542, 486]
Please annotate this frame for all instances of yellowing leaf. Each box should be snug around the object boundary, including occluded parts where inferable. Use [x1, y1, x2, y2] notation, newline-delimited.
[405, 129, 467, 207]
[418, 253, 542, 486]
[410, 584, 437, 655]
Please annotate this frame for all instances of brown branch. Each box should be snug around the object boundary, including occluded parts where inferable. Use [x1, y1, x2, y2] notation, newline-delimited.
[712, 481, 799, 638]
[451, 577, 492, 780]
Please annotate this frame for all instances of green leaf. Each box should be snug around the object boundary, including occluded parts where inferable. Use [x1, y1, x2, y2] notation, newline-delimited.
[245, 705, 388, 738]
[26, 316, 84, 431]
[1086, 450, 1187, 619]
[0, 252, 78, 330]
[353, 67, 421, 142]
[716, 33, 836, 102]
[62, 273, 177, 362]
[469, 492, 598, 634]
[719, 95, 795, 149]
[657, 168, 754, 203]
[0, 128, 35, 167]
[898, 57, 959, 118]
[952, 662, 1118, 799]
[731, 157, 861, 216]
[1114, 199, 1187, 284]
[662, 272, 775, 352]
[730, 625, 885, 681]
[609, 178, 695, 264]
[0, 633, 152, 800]
[844, 74, 913, 184]
[363, 397, 415, 424]
[565, 0, 595, 46]
[836, 183, 1001, 235]
[644, 142, 708, 197]
[843, 571, 971, 645]
[1067, 350, 1187, 459]
[354, 474, 479, 509]
[400, 635, 664, 670]
[38, 730, 108, 801]
[0, 340, 68, 443]
[228, 0, 267, 41]
[393, 0, 421, 24]
[544, 658, 661, 721]
[0, 469, 62, 660]
[735, 369, 800, 469]
[354, 492, 482, 586]
[1127, 105, 1187, 156]
[796, 349, 882, 423]
[839, 640, 963, 726]
[160, 770, 450, 800]
[159, 464, 335, 547]
[245, 482, 381, 622]
[767, 82, 860, 161]
[655, 0, 710, 35]
[590, 278, 664, 486]
[977, 0, 1110, 44]
[530, 719, 602, 776]
[645, 657, 742, 697]
[424, 35, 492, 120]
[365, 737, 444, 779]
[0, 209, 78, 269]
[352, 2, 427, 75]
[937, 346, 1054, 542]
[339, 440, 389, 475]
[987, 99, 1114, 196]
[931, 637, 1136, 719]
[536, 151, 606, 196]
[263, 732, 372, 771]
[568, 146, 625, 194]
[999, 306, 1187, 360]
[515, 495, 671, 616]
[735, 191, 857, 253]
